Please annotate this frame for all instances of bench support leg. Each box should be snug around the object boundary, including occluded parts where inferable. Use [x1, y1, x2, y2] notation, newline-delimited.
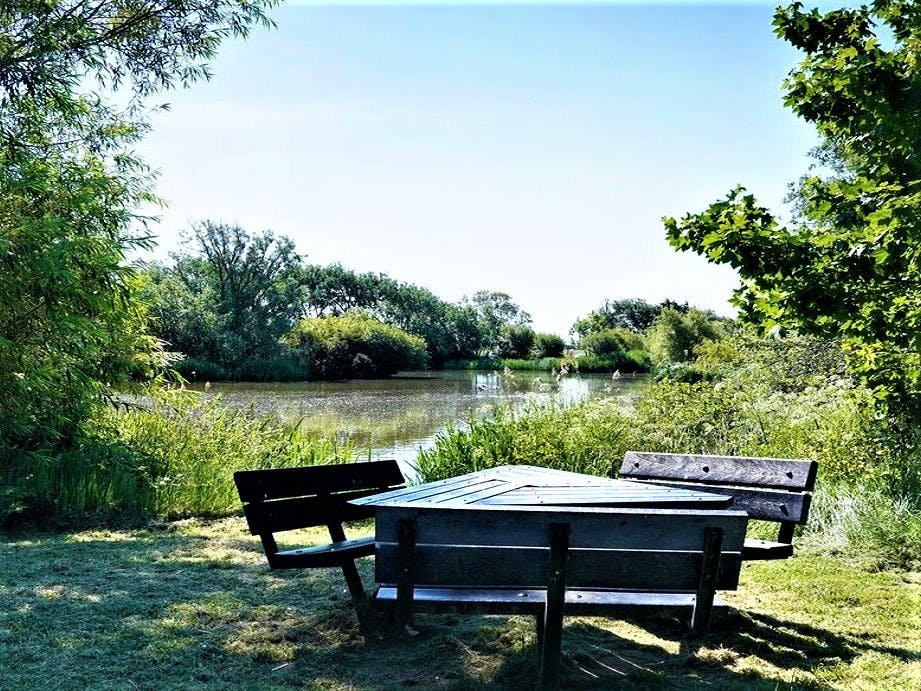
[539, 522, 569, 690]
[690, 526, 723, 634]
[327, 523, 367, 603]
[395, 518, 416, 631]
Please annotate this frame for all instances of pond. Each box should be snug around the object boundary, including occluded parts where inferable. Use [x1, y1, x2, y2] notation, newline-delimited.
[193, 370, 641, 473]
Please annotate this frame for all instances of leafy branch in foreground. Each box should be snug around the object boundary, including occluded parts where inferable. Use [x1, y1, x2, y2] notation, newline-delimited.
[0, 2, 278, 452]
[665, 1, 921, 421]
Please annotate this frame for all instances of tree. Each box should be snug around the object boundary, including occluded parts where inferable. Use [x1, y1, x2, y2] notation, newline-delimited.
[664, 1, 921, 414]
[379, 283, 484, 365]
[571, 298, 687, 339]
[532, 333, 566, 359]
[298, 263, 386, 318]
[1, 1, 276, 450]
[146, 222, 303, 371]
[496, 325, 536, 360]
[646, 308, 723, 364]
[465, 290, 531, 355]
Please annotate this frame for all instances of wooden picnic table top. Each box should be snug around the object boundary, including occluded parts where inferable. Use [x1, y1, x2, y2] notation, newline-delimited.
[349, 464, 733, 510]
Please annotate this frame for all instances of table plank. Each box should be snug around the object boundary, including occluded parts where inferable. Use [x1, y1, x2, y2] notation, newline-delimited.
[350, 465, 732, 509]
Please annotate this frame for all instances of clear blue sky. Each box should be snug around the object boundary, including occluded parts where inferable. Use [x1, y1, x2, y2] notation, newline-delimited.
[137, 1, 828, 337]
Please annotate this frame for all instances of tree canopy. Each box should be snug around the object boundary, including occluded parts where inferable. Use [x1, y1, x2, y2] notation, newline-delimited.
[1, 1, 277, 450]
[665, 0, 921, 413]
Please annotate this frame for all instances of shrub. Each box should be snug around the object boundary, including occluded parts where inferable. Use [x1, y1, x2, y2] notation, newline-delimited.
[531, 332, 566, 358]
[580, 329, 630, 359]
[284, 311, 428, 380]
[646, 308, 723, 363]
[497, 325, 535, 359]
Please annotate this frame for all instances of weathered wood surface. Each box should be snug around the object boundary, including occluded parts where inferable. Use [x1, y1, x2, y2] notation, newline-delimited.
[617, 481, 812, 524]
[234, 459, 405, 601]
[619, 451, 818, 561]
[374, 586, 727, 616]
[235, 459, 406, 502]
[376, 505, 747, 690]
[351, 464, 732, 510]
[620, 452, 818, 491]
[375, 506, 747, 591]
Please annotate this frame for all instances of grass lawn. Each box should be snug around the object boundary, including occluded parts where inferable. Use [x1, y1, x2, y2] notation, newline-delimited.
[1, 518, 918, 690]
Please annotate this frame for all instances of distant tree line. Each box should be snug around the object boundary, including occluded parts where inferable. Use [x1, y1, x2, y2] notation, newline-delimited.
[140, 222, 729, 382]
[142, 222, 566, 380]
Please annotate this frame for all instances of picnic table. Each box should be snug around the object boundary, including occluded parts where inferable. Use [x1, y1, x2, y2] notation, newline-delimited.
[349, 463, 735, 510]
[351, 464, 745, 689]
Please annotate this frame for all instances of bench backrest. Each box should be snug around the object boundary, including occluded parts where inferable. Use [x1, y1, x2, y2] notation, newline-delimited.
[619, 452, 818, 540]
[375, 505, 748, 592]
[234, 460, 405, 542]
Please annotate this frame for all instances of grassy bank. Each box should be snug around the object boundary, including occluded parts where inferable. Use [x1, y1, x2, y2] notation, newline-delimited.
[1, 518, 917, 690]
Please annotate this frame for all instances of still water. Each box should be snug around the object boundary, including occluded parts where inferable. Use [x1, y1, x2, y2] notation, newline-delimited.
[194, 370, 640, 471]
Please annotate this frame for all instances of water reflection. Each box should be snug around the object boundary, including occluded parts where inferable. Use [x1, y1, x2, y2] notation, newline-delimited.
[193, 370, 639, 468]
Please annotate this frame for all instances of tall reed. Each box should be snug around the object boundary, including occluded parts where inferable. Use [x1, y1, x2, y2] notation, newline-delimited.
[1, 390, 353, 523]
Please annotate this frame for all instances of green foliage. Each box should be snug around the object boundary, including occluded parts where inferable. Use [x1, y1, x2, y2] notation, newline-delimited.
[496, 324, 535, 359]
[580, 328, 630, 359]
[570, 298, 670, 338]
[172, 357, 228, 383]
[498, 357, 563, 372]
[465, 290, 532, 355]
[0, 148, 166, 450]
[569, 352, 647, 374]
[284, 311, 428, 380]
[0, 392, 350, 523]
[664, 1, 921, 418]
[416, 399, 632, 482]
[378, 281, 484, 365]
[531, 332, 566, 358]
[145, 221, 303, 373]
[0, 1, 277, 452]
[646, 308, 723, 364]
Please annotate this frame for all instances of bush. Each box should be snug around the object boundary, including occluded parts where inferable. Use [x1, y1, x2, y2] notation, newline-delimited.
[531, 332, 566, 358]
[646, 308, 723, 363]
[496, 325, 535, 359]
[580, 329, 630, 359]
[574, 351, 649, 374]
[284, 311, 428, 380]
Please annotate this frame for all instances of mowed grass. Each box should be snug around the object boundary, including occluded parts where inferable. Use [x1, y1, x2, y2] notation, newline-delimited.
[1, 519, 918, 690]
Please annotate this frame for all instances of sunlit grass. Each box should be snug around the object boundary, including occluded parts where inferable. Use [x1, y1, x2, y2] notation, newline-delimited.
[0, 518, 917, 690]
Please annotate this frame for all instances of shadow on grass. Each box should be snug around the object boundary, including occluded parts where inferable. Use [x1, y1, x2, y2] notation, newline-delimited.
[1, 525, 916, 690]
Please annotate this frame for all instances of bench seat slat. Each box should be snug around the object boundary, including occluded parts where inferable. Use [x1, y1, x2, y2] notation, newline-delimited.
[269, 536, 376, 569]
[375, 586, 730, 617]
[376, 543, 743, 591]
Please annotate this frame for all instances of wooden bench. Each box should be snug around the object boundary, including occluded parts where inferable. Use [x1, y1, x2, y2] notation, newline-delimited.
[373, 504, 748, 689]
[619, 451, 819, 561]
[234, 460, 405, 602]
